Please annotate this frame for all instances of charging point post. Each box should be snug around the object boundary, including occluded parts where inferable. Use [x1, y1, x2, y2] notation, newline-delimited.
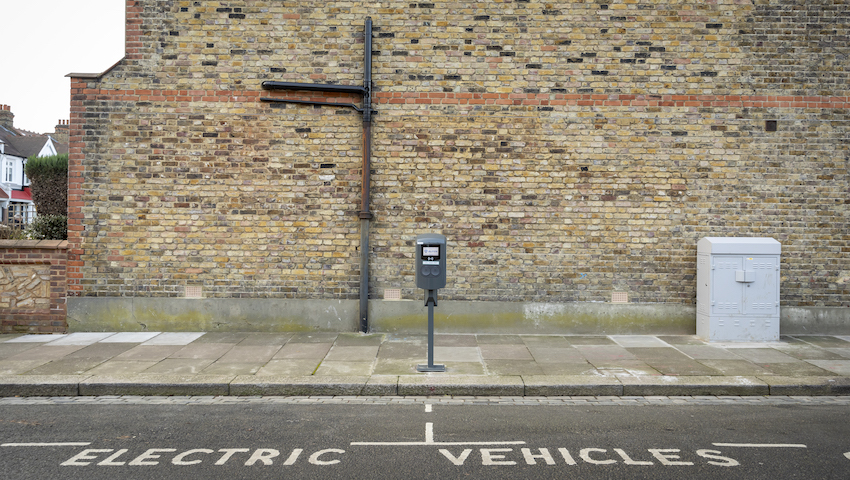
[415, 234, 447, 373]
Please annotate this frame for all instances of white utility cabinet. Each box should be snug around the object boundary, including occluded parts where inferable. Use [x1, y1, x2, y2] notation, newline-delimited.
[696, 237, 781, 342]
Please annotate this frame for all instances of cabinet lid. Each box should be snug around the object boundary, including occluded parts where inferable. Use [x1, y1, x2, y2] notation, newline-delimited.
[697, 237, 781, 255]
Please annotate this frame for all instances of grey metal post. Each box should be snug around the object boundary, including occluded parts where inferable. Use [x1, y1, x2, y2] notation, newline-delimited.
[417, 289, 445, 372]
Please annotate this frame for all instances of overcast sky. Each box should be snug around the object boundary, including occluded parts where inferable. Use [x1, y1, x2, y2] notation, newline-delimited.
[0, 1, 125, 134]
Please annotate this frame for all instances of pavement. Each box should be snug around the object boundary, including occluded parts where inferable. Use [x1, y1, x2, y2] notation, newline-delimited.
[0, 332, 849, 397]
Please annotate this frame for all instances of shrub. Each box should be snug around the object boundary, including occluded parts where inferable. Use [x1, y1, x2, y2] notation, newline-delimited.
[25, 153, 68, 217]
[26, 215, 68, 241]
[0, 224, 27, 240]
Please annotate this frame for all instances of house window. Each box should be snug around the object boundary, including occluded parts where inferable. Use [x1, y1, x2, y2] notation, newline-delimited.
[4, 161, 12, 183]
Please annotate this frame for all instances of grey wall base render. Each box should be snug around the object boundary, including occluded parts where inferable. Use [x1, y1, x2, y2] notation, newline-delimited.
[68, 298, 847, 335]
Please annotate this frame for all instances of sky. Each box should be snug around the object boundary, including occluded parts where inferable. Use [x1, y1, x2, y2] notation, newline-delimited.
[0, 1, 125, 135]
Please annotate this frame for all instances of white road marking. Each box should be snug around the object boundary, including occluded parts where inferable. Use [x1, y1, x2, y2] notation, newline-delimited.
[713, 443, 807, 448]
[351, 422, 525, 446]
[2, 443, 91, 447]
[425, 404, 432, 413]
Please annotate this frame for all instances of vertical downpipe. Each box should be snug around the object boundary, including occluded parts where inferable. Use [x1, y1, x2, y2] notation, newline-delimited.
[359, 18, 374, 333]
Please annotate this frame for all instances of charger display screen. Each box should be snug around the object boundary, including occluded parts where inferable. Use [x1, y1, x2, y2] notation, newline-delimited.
[422, 246, 440, 261]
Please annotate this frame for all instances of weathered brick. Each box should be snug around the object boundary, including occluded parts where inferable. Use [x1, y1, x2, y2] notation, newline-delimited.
[63, 0, 848, 310]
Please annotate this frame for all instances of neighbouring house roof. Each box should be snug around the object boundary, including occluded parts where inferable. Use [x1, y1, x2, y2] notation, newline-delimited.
[10, 187, 32, 202]
[0, 125, 65, 159]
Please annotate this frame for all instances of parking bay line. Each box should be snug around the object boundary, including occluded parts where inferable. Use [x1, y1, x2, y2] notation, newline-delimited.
[351, 422, 526, 447]
[713, 443, 807, 448]
[2, 443, 92, 447]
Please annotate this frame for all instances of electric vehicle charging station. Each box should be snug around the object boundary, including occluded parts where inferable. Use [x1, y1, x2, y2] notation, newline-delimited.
[415, 234, 447, 372]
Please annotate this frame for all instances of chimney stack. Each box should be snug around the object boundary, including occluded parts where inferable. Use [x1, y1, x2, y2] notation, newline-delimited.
[0, 105, 13, 130]
[53, 119, 70, 144]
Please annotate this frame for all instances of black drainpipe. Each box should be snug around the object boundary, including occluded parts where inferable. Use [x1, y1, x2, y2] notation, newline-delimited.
[359, 17, 374, 333]
[261, 18, 375, 333]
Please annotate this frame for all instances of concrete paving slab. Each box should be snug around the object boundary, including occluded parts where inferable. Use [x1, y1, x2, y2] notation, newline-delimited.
[538, 363, 599, 376]
[434, 335, 477, 347]
[216, 345, 281, 363]
[657, 336, 707, 346]
[238, 333, 293, 346]
[5, 345, 87, 361]
[255, 359, 320, 376]
[756, 362, 836, 377]
[479, 344, 533, 360]
[79, 374, 233, 396]
[25, 358, 106, 375]
[597, 362, 663, 377]
[476, 334, 524, 344]
[806, 360, 850, 375]
[273, 342, 332, 359]
[398, 375, 524, 396]
[48, 332, 117, 345]
[695, 359, 773, 376]
[520, 335, 570, 347]
[576, 345, 638, 363]
[5, 334, 66, 343]
[565, 336, 616, 346]
[324, 345, 380, 362]
[618, 375, 769, 396]
[84, 360, 159, 376]
[437, 362, 486, 375]
[827, 348, 850, 359]
[144, 359, 216, 375]
[114, 345, 183, 361]
[434, 346, 480, 362]
[201, 362, 263, 376]
[727, 348, 800, 363]
[644, 360, 721, 376]
[169, 343, 234, 360]
[0, 359, 51, 375]
[142, 332, 205, 345]
[192, 332, 250, 344]
[627, 347, 693, 360]
[611, 336, 670, 348]
[484, 360, 545, 376]
[795, 336, 850, 348]
[288, 333, 339, 343]
[0, 375, 89, 396]
[373, 358, 420, 375]
[522, 375, 623, 396]
[772, 345, 847, 361]
[528, 347, 586, 363]
[0, 343, 41, 359]
[777, 345, 844, 361]
[99, 332, 162, 343]
[363, 375, 398, 395]
[334, 333, 384, 346]
[762, 376, 850, 395]
[377, 343, 427, 359]
[675, 345, 746, 360]
[64, 343, 137, 359]
[229, 375, 368, 396]
[315, 361, 374, 376]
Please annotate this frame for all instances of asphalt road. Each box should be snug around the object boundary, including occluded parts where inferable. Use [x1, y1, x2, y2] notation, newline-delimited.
[1, 399, 848, 479]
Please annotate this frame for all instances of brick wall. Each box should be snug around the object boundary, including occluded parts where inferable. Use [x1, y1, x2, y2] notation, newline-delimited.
[0, 240, 68, 333]
[68, 1, 849, 310]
